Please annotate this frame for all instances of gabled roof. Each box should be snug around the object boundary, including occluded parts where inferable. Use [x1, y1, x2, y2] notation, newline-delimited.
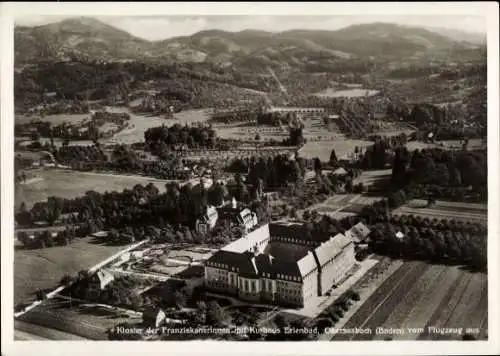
[296, 251, 317, 277]
[269, 221, 308, 241]
[347, 222, 371, 242]
[96, 269, 114, 289]
[143, 305, 165, 319]
[222, 224, 270, 253]
[332, 167, 348, 176]
[313, 233, 352, 266]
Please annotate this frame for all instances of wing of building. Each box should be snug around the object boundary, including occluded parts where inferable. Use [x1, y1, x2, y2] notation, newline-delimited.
[205, 222, 356, 308]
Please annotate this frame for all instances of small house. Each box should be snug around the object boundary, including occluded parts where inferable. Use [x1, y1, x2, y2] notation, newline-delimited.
[332, 167, 348, 177]
[346, 222, 371, 243]
[88, 269, 115, 296]
[238, 208, 258, 232]
[196, 206, 219, 234]
[143, 306, 166, 328]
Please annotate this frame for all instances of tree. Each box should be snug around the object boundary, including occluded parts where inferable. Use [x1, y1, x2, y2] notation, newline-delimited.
[206, 301, 229, 326]
[434, 163, 450, 186]
[60, 274, 73, 286]
[173, 290, 187, 309]
[345, 179, 354, 193]
[329, 149, 338, 166]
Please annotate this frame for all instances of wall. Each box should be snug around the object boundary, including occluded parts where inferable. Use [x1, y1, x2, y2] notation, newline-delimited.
[205, 266, 229, 291]
[302, 270, 318, 304]
[237, 276, 260, 301]
[276, 279, 304, 307]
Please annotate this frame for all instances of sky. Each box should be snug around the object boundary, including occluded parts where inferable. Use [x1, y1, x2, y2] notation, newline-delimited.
[15, 15, 487, 41]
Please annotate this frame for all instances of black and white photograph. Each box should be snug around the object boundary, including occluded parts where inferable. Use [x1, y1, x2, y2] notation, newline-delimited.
[1, 2, 498, 356]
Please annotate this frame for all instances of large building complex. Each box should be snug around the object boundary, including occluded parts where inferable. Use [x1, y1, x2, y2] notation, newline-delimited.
[204, 221, 360, 307]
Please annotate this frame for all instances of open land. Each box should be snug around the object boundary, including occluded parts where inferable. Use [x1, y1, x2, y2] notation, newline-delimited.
[15, 236, 129, 304]
[15, 168, 170, 209]
[331, 261, 487, 341]
[393, 199, 487, 222]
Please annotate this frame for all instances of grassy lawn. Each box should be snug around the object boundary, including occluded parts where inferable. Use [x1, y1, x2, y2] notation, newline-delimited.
[15, 236, 127, 304]
[15, 168, 169, 209]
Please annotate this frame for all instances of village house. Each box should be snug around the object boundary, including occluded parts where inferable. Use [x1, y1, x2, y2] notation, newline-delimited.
[217, 197, 258, 233]
[345, 222, 371, 243]
[196, 205, 219, 234]
[87, 269, 115, 297]
[142, 306, 166, 328]
[237, 208, 259, 232]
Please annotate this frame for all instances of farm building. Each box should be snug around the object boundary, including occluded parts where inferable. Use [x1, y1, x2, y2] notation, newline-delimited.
[88, 269, 115, 296]
[204, 223, 355, 308]
[238, 208, 258, 232]
[143, 306, 166, 328]
[331, 167, 348, 177]
[345, 222, 371, 243]
[196, 205, 219, 234]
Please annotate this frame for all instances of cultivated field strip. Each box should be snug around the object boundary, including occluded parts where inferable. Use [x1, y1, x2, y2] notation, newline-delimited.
[15, 320, 88, 340]
[331, 261, 418, 341]
[371, 264, 449, 340]
[331, 261, 487, 342]
[350, 262, 430, 340]
[417, 272, 474, 340]
[437, 272, 487, 340]
[410, 199, 487, 211]
[18, 309, 107, 340]
[391, 265, 462, 340]
[393, 207, 487, 222]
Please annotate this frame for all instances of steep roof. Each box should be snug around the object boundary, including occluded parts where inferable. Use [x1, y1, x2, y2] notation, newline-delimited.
[269, 221, 309, 241]
[296, 251, 318, 277]
[143, 305, 164, 319]
[332, 167, 348, 176]
[96, 269, 114, 289]
[222, 224, 270, 253]
[313, 233, 352, 267]
[347, 222, 371, 242]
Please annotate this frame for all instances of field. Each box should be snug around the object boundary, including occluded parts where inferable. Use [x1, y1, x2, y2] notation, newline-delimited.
[16, 297, 142, 340]
[15, 168, 170, 209]
[305, 194, 383, 219]
[299, 139, 373, 161]
[393, 199, 487, 222]
[14, 236, 128, 304]
[331, 261, 488, 341]
[16, 113, 90, 125]
[313, 88, 379, 98]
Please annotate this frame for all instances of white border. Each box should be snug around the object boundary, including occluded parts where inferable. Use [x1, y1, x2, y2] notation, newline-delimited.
[1, 2, 499, 356]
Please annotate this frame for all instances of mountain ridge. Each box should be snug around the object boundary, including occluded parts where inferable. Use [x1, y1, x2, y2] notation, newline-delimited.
[14, 17, 483, 67]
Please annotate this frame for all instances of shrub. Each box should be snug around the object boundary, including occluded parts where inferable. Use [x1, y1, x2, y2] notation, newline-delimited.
[351, 291, 361, 301]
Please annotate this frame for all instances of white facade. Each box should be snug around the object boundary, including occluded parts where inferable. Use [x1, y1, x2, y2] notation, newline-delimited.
[205, 224, 357, 307]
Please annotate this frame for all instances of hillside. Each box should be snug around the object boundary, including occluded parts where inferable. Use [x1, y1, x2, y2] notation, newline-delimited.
[426, 26, 486, 46]
[15, 17, 153, 63]
[15, 17, 480, 68]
